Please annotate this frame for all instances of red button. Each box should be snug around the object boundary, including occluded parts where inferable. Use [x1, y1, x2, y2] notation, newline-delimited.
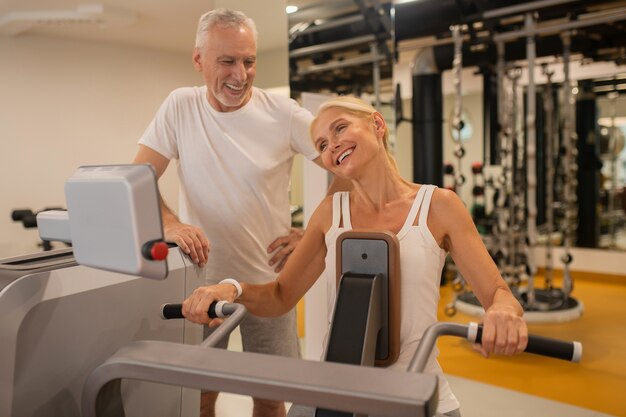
[150, 242, 169, 260]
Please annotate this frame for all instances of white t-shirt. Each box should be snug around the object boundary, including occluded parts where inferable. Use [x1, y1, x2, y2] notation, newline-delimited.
[139, 86, 318, 284]
[321, 187, 460, 414]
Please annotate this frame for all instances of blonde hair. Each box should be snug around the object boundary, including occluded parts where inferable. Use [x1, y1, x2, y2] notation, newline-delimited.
[312, 96, 398, 171]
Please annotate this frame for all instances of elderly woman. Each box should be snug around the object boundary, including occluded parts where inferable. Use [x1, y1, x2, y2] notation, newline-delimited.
[182, 96, 528, 417]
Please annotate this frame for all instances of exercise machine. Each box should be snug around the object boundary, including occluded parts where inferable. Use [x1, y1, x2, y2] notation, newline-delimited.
[85, 226, 582, 416]
[19, 165, 579, 416]
[11, 206, 69, 251]
[447, 25, 584, 322]
[0, 164, 205, 417]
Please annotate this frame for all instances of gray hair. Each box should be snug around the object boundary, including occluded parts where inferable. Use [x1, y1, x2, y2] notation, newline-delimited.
[195, 8, 258, 49]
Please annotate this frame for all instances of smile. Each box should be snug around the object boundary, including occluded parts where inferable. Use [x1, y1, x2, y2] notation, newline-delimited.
[336, 148, 354, 165]
[225, 83, 245, 92]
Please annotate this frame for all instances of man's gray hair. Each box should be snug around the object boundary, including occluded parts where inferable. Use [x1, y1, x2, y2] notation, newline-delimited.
[195, 8, 258, 49]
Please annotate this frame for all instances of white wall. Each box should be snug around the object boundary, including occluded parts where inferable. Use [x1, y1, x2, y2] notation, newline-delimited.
[0, 34, 289, 258]
[254, 46, 289, 89]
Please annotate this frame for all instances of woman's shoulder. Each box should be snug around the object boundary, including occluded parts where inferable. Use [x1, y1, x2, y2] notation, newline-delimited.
[429, 187, 472, 227]
[427, 187, 466, 221]
[431, 186, 458, 203]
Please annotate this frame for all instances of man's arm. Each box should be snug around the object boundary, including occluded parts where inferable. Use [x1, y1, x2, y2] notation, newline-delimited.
[133, 145, 210, 267]
[266, 156, 351, 272]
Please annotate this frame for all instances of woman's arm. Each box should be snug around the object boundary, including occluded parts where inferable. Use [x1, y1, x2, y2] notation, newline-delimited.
[182, 196, 333, 326]
[430, 189, 528, 357]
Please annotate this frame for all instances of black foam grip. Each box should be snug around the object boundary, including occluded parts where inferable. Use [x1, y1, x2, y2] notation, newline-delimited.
[476, 326, 577, 362]
[161, 302, 218, 319]
[11, 209, 33, 221]
[22, 214, 38, 228]
[161, 303, 184, 319]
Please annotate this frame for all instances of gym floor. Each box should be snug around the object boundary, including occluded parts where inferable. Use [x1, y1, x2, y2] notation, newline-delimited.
[436, 271, 626, 417]
[216, 270, 624, 417]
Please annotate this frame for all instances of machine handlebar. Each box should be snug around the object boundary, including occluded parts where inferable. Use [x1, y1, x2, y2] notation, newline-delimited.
[160, 301, 237, 320]
[160, 305, 583, 365]
[409, 321, 582, 373]
[469, 322, 582, 362]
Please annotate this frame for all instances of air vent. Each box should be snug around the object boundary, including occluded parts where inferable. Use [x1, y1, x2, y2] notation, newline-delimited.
[0, 4, 137, 36]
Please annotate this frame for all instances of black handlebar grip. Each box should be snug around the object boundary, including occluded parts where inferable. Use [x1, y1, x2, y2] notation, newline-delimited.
[22, 214, 38, 228]
[160, 302, 222, 320]
[474, 324, 582, 362]
[12, 209, 34, 221]
[208, 302, 218, 318]
[160, 303, 184, 319]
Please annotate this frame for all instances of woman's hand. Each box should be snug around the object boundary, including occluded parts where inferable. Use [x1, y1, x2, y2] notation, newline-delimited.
[474, 305, 528, 358]
[182, 283, 238, 327]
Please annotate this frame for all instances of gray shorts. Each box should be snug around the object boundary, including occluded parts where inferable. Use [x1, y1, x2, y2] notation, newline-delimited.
[204, 308, 300, 358]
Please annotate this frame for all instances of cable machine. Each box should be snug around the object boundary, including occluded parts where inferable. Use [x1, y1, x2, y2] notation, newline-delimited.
[446, 13, 589, 322]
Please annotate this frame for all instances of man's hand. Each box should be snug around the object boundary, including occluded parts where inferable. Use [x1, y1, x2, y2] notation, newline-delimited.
[164, 221, 210, 267]
[267, 228, 304, 272]
[132, 145, 211, 265]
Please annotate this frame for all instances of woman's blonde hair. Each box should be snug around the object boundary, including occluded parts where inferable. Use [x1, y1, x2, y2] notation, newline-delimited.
[311, 96, 398, 171]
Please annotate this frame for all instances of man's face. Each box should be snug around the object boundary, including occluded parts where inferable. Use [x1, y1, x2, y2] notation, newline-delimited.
[193, 24, 257, 112]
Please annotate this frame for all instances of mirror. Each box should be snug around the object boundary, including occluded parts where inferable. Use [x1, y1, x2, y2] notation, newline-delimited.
[595, 79, 626, 249]
[288, 0, 626, 253]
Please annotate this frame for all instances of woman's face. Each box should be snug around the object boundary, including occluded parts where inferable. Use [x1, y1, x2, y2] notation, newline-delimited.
[312, 107, 385, 178]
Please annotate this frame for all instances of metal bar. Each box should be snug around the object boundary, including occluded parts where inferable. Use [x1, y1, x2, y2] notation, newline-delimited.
[560, 30, 575, 298]
[396, 33, 473, 54]
[525, 13, 538, 308]
[290, 34, 375, 58]
[483, 0, 577, 19]
[200, 303, 247, 348]
[396, 5, 625, 55]
[297, 53, 387, 75]
[542, 63, 556, 289]
[82, 341, 438, 417]
[291, 14, 364, 38]
[608, 86, 618, 247]
[408, 323, 469, 373]
[493, 6, 626, 42]
[451, 25, 465, 197]
[372, 43, 381, 109]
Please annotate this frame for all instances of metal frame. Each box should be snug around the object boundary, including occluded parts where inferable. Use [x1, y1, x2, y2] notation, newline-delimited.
[82, 341, 439, 417]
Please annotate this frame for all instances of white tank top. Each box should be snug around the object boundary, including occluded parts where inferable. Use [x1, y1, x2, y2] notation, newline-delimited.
[321, 185, 460, 413]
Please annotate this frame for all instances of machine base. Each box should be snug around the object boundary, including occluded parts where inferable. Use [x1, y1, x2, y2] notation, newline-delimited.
[449, 289, 584, 323]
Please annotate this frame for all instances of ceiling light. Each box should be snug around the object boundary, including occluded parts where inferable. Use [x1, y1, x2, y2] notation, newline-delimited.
[286, 5, 298, 14]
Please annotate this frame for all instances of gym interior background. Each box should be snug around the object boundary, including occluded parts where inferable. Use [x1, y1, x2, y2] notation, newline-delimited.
[1, 0, 625, 416]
